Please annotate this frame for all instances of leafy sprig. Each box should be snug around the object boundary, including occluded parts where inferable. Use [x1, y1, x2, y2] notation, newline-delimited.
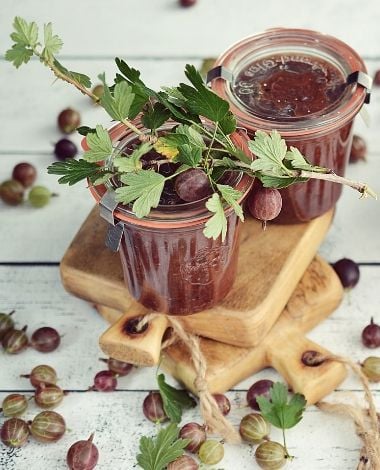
[136, 423, 190, 470]
[257, 382, 306, 457]
[8, 17, 376, 242]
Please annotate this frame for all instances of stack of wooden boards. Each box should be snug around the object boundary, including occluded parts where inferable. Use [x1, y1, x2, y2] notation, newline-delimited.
[60, 206, 347, 404]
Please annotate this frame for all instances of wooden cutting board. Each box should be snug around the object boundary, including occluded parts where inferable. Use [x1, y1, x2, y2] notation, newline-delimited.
[60, 206, 333, 347]
[96, 257, 346, 404]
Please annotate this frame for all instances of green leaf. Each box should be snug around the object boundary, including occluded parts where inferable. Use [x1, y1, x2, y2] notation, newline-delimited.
[115, 59, 154, 118]
[217, 184, 244, 221]
[177, 144, 202, 167]
[219, 111, 237, 135]
[213, 156, 238, 169]
[161, 86, 187, 107]
[136, 423, 190, 470]
[41, 23, 63, 61]
[115, 170, 165, 218]
[285, 146, 327, 172]
[142, 103, 171, 132]
[99, 74, 135, 122]
[249, 130, 287, 173]
[5, 44, 33, 68]
[113, 142, 152, 173]
[156, 90, 200, 124]
[47, 159, 105, 186]
[154, 134, 190, 160]
[257, 382, 306, 431]
[259, 174, 307, 189]
[83, 125, 113, 162]
[77, 126, 96, 136]
[178, 64, 229, 122]
[10, 17, 38, 47]
[203, 193, 227, 241]
[53, 59, 92, 88]
[157, 374, 196, 423]
[175, 124, 205, 148]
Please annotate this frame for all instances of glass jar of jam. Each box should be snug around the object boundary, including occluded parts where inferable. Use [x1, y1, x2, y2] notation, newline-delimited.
[87, 122, 253, 315]
[210, 28, 369, 223]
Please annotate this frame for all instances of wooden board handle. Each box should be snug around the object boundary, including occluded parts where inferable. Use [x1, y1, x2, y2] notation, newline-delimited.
[266, 330, 347, 404]
[99, 303, 168, 366]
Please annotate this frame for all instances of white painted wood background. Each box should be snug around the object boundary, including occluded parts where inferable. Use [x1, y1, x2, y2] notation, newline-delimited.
[1, 0, 380, 468]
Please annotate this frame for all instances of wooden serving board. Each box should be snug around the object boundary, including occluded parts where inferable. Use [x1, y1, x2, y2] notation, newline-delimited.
[61, 206, 333, 347]
[96, 257, 346, 404]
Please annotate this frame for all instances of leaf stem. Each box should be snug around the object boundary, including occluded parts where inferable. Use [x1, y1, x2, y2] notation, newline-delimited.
[291, 169, 377, 199]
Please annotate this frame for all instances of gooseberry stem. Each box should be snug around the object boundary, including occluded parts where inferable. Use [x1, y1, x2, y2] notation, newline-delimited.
[291, 169, 377, 199]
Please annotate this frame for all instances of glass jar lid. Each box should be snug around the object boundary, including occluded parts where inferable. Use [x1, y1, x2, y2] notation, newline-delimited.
[210, 28, 369, 137]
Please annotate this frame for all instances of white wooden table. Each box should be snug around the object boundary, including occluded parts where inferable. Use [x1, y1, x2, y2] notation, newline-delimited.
[1, 1, 380, 468]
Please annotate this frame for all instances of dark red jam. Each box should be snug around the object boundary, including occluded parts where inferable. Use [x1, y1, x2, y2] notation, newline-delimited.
[233, 54, 346, 120]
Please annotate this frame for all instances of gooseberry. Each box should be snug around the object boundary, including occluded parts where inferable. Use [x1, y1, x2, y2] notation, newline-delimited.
[0, 418, 30, 447]
[167, 455, 199, 469]
[21, 364, 57, 388]
[361, 356, 380, 382]
[0, 179, 24, 206]
[247, 186, 282, 228]
[67, 433, 99, 470]
[99, 357, 133, 376]
[58, 108, 81, 134]
[247, 379, 274, 410]
[0, 310, 15, 339]
[255, 441, 288, 469]
[54, 138, 78, 160]
[142, 391, 168, 423]
[239, 413, 270, 443]
[179, 422, 206, 453]
[212, 394, 231, 416]
[28, 186, 55, 208]
[349, 135, 367, 163]
[35, 383, 64, 409]
[12, 162, 37, 188]
[362, 318, 380, 349]
[198, 440, 224, 465]
[1, 394, 28, 417]
[92, 84, 104, 101]
[174, 169, 212, 202]
[30, 411, 66, 442]
[91, 370, 117, 392]
[2, 325, 28, 353]
[179, 0, 197, 7]
[332, 258, 360, 288]
[31, 326, 61, 352]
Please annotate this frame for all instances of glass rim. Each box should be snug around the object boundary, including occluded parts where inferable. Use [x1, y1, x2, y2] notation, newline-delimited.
[88, 122, 253, 228]
[211, 28, 368, 136]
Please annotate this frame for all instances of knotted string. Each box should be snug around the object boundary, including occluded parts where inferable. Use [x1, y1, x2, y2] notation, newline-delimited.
[316, 355, 380, 469]
[136, 313, 241, 443]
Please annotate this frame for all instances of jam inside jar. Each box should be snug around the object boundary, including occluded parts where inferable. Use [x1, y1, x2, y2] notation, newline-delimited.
[89, 123, 253, 316]
[211, 29, 368, 223]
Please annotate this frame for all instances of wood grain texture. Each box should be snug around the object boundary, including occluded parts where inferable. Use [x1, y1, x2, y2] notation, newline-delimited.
[61, 207, 333, 347]
[97, 257, 347, 404]
[0, 390, 375, 470]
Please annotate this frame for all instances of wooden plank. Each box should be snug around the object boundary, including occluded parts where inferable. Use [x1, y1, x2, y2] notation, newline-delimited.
[0, 151, 378, 263]
[1, 0, 380, 58]
[97, 257, 348, 404]
[1, 58, 380, 154]
[0, 266, 379, 391]
[0, 390, 376, 469]
[62, 207, 334, 347]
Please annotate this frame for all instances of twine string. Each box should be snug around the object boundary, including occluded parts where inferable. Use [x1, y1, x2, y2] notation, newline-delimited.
[135, 312, 240, 443]
[317, 355, 380, 469]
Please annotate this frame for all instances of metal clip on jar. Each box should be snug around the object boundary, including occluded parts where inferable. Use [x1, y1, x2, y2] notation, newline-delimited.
[209, 28, 370, 223]
[85, 122, 253, 316]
